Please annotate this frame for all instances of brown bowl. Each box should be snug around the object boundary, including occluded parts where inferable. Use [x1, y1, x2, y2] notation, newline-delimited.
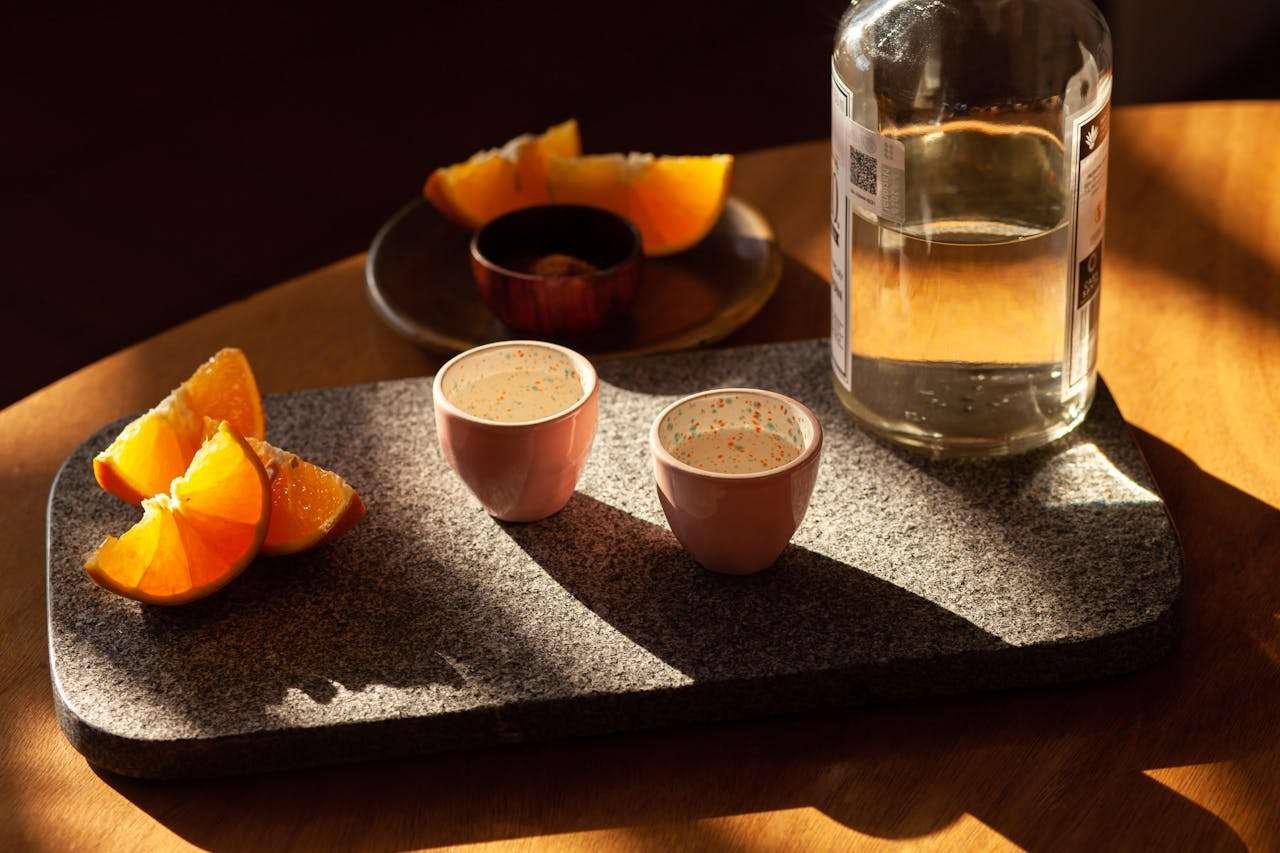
[470, 205, 642, 336]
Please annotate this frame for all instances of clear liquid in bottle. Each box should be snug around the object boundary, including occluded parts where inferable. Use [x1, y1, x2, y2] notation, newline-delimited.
[830, 0, 1112, 456]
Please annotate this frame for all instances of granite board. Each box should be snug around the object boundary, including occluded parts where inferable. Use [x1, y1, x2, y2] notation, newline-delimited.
[47, 340, 1182, 778]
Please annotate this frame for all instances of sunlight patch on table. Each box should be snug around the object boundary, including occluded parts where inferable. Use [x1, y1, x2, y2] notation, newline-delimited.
[479, 807, 1022, 851]
[1146, 755, 1280, 848]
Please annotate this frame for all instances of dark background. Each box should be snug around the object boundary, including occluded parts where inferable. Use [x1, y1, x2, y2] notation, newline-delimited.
[4, 1, 1278, 407]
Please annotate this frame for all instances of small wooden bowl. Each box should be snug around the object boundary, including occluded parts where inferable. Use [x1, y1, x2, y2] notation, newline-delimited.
[470, 205, 642, 336]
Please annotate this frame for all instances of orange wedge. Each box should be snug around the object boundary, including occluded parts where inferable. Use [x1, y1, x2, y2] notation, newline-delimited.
[93, 348, 265, 505]
[85, 422, 271, 605]
[246, 437, 366, 555]
[547, 153, 733, 255]
[423, 119, 580, 228]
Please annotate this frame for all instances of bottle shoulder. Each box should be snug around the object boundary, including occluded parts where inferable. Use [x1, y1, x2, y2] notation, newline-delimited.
[833, 0, 1110, 122]
[834, 0, 1111, 72]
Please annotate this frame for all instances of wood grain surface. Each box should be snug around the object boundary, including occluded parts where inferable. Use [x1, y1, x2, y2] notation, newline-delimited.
[2, 102, 1277, 851]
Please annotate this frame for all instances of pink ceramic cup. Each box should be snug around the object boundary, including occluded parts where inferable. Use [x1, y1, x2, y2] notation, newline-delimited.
[649, 388, 823, 575]
[433, 341, 598, 522]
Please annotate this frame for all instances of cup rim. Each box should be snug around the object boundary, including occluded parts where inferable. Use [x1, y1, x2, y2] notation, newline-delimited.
[469, 204, 643, 283]
[432, 340, 598, 429]
[649, 387, 823, 481]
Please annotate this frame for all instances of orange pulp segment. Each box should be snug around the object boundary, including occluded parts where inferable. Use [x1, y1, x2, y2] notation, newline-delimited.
[423, 119, 581, 228]
[93, 348, 265, 504]
[546, 153, 733, 256]
[182, 347, 265, 441]
[246, 436, 366, 555]
[85, 422, 271, 605]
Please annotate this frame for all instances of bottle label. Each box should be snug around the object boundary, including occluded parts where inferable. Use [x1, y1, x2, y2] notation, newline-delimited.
[846, 119, 905, 225]
[1063, 96, 1110, 399]
[830, 62, 852, 391]
[831, 62, 907, 392]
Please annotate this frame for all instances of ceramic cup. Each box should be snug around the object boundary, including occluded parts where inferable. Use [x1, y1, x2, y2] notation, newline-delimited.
[649, 388, 823, 575]
[433, 340, 598, 522]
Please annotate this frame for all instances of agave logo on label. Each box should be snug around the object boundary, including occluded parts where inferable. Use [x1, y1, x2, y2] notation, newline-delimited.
[1078, 104, 1110, 164]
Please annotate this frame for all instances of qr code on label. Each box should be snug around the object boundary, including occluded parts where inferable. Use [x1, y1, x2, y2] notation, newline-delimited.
[851, 148, 877, 195]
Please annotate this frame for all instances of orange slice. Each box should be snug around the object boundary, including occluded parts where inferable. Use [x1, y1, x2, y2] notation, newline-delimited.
[85, 422, 271, 605]
[93, 348, 265, 505]
[246, 437, 366, 555]
[423, 119, 581, 228]
[547, 153, 733, 256]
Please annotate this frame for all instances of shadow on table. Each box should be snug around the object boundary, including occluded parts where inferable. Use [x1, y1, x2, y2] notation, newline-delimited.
[95, 430, 1274, 850]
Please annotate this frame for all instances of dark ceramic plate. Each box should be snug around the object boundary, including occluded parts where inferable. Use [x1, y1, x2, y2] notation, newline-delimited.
[365, 196, 782, 359]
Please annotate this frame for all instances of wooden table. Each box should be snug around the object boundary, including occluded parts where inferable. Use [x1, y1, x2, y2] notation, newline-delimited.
[3, 102, 1277, 850]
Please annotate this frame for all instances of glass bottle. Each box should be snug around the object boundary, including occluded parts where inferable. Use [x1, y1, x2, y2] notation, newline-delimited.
[830, 0, 1112, 456]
